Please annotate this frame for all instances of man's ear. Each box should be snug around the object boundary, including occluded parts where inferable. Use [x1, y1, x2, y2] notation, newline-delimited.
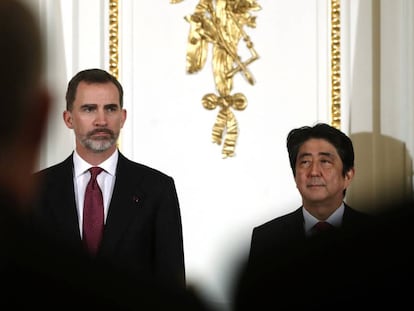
[120, 108, 127, 128]
[63, 110, 73, 129]
[344, 167, 355, 186]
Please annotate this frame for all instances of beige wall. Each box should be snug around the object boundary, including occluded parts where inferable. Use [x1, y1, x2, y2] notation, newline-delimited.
[346, 0, 414, 211]
[348, 133, 413, 213]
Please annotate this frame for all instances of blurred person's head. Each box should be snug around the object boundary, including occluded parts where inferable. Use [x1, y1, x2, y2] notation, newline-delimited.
[0, 0, 51, 209]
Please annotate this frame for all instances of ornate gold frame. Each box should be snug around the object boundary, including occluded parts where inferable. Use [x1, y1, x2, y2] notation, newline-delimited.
[331, 0, 341, 129]
[109, 0, 119, 79]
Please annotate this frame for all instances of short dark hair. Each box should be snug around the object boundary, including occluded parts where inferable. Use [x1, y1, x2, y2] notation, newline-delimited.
[65, 68, 124, 111]
[287, 123, 354, 177]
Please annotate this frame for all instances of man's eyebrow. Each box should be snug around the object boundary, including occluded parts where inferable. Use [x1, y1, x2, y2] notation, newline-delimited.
[297, 152, 311, 159]
[79, 103, 119, 108]
[297, 152, 335, 158]
[80, 103, 97, 108]
[104, 103, 119, 108]
[318, 152, 336, 158]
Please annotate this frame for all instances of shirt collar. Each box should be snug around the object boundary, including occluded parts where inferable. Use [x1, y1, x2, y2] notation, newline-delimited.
[303, 202, 345, 233]
[73, 149, 118, 178]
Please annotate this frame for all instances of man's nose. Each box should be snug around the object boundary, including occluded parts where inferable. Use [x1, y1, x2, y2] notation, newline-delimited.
[309, 162, 321, 176]
[94, 110, 107, 126]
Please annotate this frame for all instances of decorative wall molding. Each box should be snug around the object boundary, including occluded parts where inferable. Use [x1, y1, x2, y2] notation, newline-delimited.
[331, 0, 341, 129]
[109, 0, 119, 79]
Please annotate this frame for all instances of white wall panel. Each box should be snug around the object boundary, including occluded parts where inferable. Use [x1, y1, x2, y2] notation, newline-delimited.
[34, 0, 414, 309]
[119, 1, 330, 309]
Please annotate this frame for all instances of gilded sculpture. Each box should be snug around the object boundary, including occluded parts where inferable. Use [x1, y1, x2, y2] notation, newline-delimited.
[171, 0, 261, 158]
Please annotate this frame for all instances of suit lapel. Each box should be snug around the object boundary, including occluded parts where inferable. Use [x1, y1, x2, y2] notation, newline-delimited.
[290, 207, 306, 240]
[99, 153, 145, 255]
[342, 203, 370, 230]
[50, 155, 83, 243]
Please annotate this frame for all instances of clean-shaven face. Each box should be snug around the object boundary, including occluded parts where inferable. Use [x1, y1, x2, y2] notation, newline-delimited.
[294, 138, 353, 209]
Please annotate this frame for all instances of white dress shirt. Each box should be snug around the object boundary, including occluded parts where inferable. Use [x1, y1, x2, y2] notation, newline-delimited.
[73, 150, 118, 237]
[303, 203, 344, 237]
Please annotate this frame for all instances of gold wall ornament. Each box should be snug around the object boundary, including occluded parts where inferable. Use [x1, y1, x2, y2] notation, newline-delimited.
[171, 0, 261, 158]
[109, 0, 119, 80]
[109, 0, 120, 148]
[330, 0, 341, 129]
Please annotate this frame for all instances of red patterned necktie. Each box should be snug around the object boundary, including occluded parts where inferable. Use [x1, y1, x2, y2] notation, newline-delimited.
[83, 167, 104, 256]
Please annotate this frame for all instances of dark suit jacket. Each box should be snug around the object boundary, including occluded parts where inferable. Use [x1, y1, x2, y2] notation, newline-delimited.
[232, 204, 383, 310]
[248, 203, 372, 267]
[1, 188, 211, 310]
[32, 151, 185, 289]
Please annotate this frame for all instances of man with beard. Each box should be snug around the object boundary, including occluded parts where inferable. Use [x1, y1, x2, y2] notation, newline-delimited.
[32, 68, 185, 291]
[1, 4, 210, 310]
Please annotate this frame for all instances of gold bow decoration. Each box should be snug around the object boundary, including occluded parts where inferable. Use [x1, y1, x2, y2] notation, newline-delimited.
[171, 0, 261, 158]
[202, 93, 247, 157]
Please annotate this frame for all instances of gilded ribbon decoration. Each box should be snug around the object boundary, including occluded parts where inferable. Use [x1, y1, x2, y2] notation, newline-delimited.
[109, 0, 119, 80]
[171, 0, 261, 158]
[331, 0, 341, 129]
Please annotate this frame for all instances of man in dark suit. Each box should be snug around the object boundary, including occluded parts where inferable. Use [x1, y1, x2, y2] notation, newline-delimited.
[233, 200, 414, 311]
[32, 68, 186, 290]
[0, 2, 212, 310]
[232, 123, 374, 310]
[248, 123, 372, 264]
